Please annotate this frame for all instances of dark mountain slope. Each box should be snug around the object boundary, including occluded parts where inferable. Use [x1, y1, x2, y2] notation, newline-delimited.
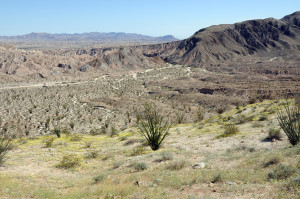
[139, 11, 300, 66]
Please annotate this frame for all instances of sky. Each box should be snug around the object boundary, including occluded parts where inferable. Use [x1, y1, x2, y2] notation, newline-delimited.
[0, 0, 299, 39]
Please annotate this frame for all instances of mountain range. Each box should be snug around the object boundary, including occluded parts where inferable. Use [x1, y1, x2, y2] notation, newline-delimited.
[0, 32, 178, 43]
[0, 11, 300, 81]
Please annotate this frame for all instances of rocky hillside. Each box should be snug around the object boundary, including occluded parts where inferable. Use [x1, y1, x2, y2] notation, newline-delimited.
[140, 11, 300, 66]
[1, 12, 300, 82]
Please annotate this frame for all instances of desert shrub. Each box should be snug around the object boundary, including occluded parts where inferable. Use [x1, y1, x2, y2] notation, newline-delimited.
[258, 114, 268, 121]
[166, 160, 186, 170]
[195, 107, 205, 122]
[130, 146, 145, 156]
[124, 139, 138, 146]
[45, 117, 50, 129]
[61, 128, 71, 136]
[85, 150, 99, 159]
[45, 136, 55, 148]
[216, 106, 226, 114]
[277, 102, 300, 146]
[110, 126, 118, 137]
[235, 114, 254, 124]
[134, 162, 148, 171]
[176, 111, 185, 124]
[0, 136, 14, 166]
[211, 173, 223, 183]
[248, 98, 257, 104]
[69, 134, 82, 142]
[57, 154, 82, 169]
[220, 124, 239, 137]
[112, 161, 122, 169]
[159, 151, 173, 161]
[69, 121, 75, 129]
[267, 128, 282, 140]
[89, 129, 98, 136]
[100, 126, 107, 135]
[286, 177, 300, 191]
[263, 156, 281, 167]
[93, 174, 106, 183]
[268, 164, 297, 180]
[53, 127, 61, 138]
[138, 103, 171, 151]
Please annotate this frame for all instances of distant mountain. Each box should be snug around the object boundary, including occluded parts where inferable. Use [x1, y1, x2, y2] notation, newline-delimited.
[0, 32, 178, 43]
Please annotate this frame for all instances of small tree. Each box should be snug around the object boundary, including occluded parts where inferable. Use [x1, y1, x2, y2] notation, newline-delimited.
[0, 136, 14, 166]
[277, 100, 300, 146]
[138, 103, 171, 151]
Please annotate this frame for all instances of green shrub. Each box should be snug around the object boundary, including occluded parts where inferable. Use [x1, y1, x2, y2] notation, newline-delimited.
[85, 150, 99, 159]
[69, 121, 75, 130]
[61, 128, 71, 136]
[176, 111, 185, 124]
[258, 114, 268, 121]
[166, 160, 186, 170]
[138, 103, 171, 151]
[93, 174, 106, 183]
[235, 114, 254, 124]
[0, 136, 14, 166]
[130, 146, 145, 156]
[211, 173, 223, 183]
[221, 124, 239, 137]
[216, 106, 226, 114]
[267, 128, 282, 140]
[195, 107, 205, 122]
[159, 151, 173, 161]
[134, 162, 148, 171]
[52, 127, 61, 138]
[268, 164, 297, 180]
[110, 126, 118, 137]
[57, 154, 82, 169]
[277, 102, 300, 146]
[248, 98, 257, 104]
[112, 161, 122, 169]
[45, 136, 55, 148]
[263, 156, 281, 167]
[286, 177, 300, 191]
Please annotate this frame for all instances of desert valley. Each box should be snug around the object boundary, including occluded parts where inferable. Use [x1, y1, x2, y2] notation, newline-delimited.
[0, 9, 299, 199]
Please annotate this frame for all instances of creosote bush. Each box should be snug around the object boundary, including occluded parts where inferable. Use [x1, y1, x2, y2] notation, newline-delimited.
[268, 164, 297, 180]
[159, 151, 173, 161]
[57, 154, 82, 169]
[130, 146, 145, 156]
[85, 150, 99, 159]
[138, 103, 171, 151]
[218, 124, 239, 138]
[53, 127, 61, 138]
[0, 136, 14, 166]
[263, 156, 281, 168]
[45, 136, 55, 148]
[277, 100, 300, 146]
[166, 160, 186, 170]
[134, 162, 148, 171]
[194, 107, 205, 122]
[267, 128, 282, 140]
[93, 174, 106, 183]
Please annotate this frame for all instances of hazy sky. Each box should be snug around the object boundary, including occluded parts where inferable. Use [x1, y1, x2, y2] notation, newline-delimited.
[1, 0, 299, 39]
